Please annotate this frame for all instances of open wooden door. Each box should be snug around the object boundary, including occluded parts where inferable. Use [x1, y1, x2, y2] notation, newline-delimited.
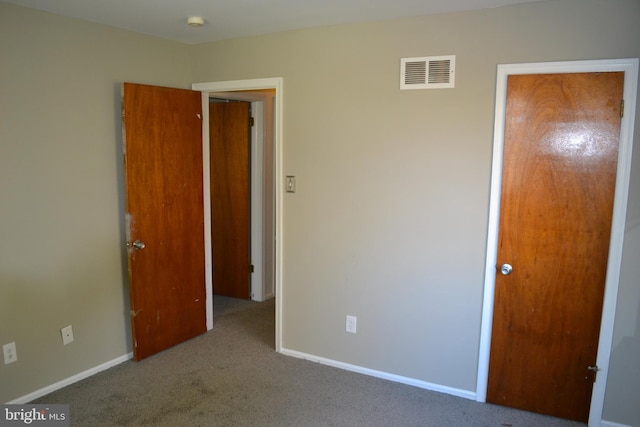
[487, 72, 624, 422]
[209, 101, 252, 299]
[122, 83, 206, 361]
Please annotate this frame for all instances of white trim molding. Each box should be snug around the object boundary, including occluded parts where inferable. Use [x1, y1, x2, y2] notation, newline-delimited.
[281, 348, 476, 401]
[476, 58, 638, 427]
[601, 421, 634, 427]
[8, 353, 133, 404]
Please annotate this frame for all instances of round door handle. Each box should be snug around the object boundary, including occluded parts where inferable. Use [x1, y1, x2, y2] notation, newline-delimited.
[500, 263, 513, 275]
[129, 240, 146, 250]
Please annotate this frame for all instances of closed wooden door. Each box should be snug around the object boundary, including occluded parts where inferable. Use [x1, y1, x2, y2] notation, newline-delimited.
[487, 72, 624, 422]
[209, 101, 251, 299]
[122, 83, 207, 361]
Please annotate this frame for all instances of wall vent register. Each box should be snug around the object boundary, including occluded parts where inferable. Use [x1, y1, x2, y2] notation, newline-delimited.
[400, 55, 455, 90]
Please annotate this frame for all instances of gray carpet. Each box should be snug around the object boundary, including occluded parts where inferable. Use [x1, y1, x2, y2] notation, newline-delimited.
[34, 297, 585, 426]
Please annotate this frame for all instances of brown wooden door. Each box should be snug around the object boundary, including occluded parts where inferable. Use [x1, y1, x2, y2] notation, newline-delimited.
[209, 101, 251, 299]
[487, 72, 624, 422]
[122, 83, 206, 361]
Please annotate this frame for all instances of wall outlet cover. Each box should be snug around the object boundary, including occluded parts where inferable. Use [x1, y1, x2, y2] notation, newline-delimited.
[61, 325, 74, 345]
[3, 342, 17, 364]
[346, 315, 357, 334]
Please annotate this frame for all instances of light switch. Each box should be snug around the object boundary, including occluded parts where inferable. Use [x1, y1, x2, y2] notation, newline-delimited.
[286, 176, 296, 193]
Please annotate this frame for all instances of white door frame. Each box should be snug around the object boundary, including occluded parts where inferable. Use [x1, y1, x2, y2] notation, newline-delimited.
[192, 78, 284, 353]
[476, 58, 638, 426]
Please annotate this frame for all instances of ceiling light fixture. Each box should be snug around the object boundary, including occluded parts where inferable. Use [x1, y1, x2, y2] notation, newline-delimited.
[187, 16, 205, 27]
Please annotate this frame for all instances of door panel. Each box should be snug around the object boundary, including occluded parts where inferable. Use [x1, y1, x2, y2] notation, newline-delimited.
[122, 83, 206, 361]
[209, 101, 251, 299]
[487, 72, 623, 421]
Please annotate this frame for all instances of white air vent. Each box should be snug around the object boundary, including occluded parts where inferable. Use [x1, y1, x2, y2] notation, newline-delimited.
[400, 55, 455, 90]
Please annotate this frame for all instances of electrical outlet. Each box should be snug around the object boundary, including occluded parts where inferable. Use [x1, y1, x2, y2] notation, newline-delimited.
[61, 325, 74, 345]
[3, 342, 17, 365]
[346, 315, 357, 334]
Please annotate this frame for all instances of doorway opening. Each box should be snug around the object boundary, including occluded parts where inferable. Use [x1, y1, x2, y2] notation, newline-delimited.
[208, 93, 275, 302]
[193, 78, 284, 353]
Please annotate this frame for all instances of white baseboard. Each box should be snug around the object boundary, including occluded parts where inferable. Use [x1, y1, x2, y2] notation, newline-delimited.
[279, 348, 476, 401]
[7, 353, 133, 404]
[601, 421, 633, 427]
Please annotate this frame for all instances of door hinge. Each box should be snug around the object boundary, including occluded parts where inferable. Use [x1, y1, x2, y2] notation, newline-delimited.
[250, 264, 254, 273]
[620, 99, 624, 118]
[250, 117, 255, 127]
[587, 365, 600, 383]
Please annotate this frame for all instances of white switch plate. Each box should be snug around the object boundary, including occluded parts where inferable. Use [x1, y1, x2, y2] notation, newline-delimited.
[3, 342, 17, 364]
[61, 325, 74, 345]
[285, 176, 296, 193]
[346, 315, 357, 334]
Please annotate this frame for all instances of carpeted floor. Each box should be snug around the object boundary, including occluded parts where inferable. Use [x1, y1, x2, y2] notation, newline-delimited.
[34, 296, 585, 426]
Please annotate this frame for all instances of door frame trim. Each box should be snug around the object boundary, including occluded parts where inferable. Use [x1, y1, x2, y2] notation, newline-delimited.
[476, 58, 638, 425]
[192, 78, 284, 352]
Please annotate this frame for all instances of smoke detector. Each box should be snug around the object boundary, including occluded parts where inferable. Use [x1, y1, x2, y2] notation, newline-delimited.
[187, 16, 205, 27]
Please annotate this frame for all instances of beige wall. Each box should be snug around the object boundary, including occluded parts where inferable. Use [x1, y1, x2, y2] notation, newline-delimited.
[190, 0, 640, 423]
[1, 0, 639, 424]
[0, 2, 192, 402]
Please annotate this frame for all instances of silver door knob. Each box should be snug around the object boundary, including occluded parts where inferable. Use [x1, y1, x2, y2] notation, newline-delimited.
[129, 240, 146, 250]
[500, 263, 513, 275]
